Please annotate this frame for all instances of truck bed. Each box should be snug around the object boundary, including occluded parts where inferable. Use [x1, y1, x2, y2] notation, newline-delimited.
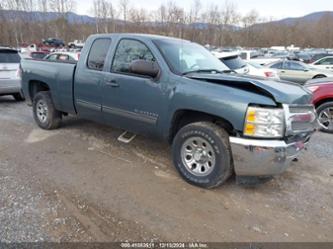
[21, 59, 77, 114]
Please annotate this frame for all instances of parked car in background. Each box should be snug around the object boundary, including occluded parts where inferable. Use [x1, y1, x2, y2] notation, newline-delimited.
[247, 61, 280, 80]
[68, 40, 85, 49]
[268, 60, 333, 84]
[305, 78, 333, 133]
[213, 52, 249, 74]
[21, 33, 317, 188]
[310, 56, 333, 72]
[309, 53, 333, 64]
[0, 47, 24, 101]
[42, 38, 65, 47]
[30, 51, 49, 60]
[44, 52, 80, 62]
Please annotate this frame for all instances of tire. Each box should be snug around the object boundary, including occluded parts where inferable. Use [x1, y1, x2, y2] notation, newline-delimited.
[33, 91, 61, 130]
[12, 92, 25, 101]
[317, 101, 333, 133]
[172, 122, 233, 189]
[313, 74, 326, 79]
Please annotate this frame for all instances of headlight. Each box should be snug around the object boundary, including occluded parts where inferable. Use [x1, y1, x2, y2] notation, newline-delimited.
[244, 106, 285, 138]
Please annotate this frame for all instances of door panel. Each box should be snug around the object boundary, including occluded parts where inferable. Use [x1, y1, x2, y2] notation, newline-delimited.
[102, 39, 166, 136]
[74, 38, 112, 121]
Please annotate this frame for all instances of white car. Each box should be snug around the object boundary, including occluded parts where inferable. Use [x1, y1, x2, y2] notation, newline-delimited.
[212, 51, 249, 74]
[44, 52, 80, 62]
[311, 56, 333, 72]
[247, 61, 280, 80]
[68, 40, 85, 49]
[0, 47, 24, 101]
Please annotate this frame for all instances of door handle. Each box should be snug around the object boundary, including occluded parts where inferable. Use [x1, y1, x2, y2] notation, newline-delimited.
[280, 70, 285, 73]
[106, 80, 119, 87]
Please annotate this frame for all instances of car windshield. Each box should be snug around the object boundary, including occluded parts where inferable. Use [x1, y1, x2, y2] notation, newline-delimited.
[0, 50, 21, 63]
[153, 39, 229, 75]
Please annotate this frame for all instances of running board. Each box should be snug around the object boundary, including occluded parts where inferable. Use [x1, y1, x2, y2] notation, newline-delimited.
[117, 131, 136, 144]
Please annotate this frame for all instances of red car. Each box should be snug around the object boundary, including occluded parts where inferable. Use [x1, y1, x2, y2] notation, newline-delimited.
[305, 78, 333, 133]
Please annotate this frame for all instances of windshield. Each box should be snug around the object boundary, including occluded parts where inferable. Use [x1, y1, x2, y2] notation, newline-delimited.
[153, 39, 228, 75]
[0, 50, 20, 63]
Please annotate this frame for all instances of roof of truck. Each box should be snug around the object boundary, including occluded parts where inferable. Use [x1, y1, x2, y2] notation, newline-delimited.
[88, 33, 189, 42]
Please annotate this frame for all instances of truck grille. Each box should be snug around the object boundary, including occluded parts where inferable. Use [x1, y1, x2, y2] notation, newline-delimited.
[283, 105, 317, 135]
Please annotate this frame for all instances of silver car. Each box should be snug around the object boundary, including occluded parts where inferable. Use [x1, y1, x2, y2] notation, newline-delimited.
[268, 60, 333, 84]
[0, 47, 24, 100]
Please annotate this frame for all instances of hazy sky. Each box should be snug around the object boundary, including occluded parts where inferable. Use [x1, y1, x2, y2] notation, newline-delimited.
[76, 0, 333, 19]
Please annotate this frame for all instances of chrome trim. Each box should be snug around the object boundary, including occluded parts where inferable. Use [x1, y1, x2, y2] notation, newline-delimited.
[103, 106, 158, 125]
[76, 99, 101, 111]
[283, 104, 317, 135]
[230, 136, 308, 176]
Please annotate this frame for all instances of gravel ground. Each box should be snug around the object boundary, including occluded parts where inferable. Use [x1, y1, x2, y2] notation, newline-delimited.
[0, 96, 333, 242]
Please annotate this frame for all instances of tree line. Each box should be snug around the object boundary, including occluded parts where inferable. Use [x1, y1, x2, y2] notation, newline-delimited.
[0, 0, 333, 48]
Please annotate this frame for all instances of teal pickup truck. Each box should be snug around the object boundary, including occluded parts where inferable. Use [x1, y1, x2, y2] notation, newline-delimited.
[21, 34, 317, 188]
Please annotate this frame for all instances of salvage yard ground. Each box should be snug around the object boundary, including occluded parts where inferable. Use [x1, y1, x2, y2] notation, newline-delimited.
[0, 96, 333, 242]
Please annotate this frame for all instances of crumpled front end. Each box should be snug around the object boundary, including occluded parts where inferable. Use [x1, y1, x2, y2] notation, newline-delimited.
[230, 104, 317, 176]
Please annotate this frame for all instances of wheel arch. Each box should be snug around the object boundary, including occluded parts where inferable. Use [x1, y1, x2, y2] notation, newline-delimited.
[168, 109, 236, 144]
[314, 98, 333, 109]
[28, 80, 50, 101]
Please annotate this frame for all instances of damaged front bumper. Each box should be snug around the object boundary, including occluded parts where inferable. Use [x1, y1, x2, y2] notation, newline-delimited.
[229, 136, 309, 176]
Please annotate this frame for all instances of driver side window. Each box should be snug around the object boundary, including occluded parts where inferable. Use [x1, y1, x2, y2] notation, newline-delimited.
[112, 39, 155, 74]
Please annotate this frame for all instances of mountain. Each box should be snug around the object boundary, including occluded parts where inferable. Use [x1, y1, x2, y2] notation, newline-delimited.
[1, 9, 333, 27]
[266, 11, 333, 26]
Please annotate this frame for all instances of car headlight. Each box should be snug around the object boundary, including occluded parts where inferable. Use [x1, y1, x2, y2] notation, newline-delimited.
[244, 106, 285, 138]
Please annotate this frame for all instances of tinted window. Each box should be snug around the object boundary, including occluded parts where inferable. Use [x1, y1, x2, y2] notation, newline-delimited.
[270, 62, 283, 69]
[285, 61, 305, 70]
[221, 56, 246, 70]
[0, 50, 20, 63]
[87, 39, 111, 71]
[46, 54, 58, 61]
[316, 57, 333, 65]
[112, 39, 155, 74]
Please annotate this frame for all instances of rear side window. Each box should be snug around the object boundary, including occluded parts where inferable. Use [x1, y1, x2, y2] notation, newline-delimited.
[0, 50, 20, 63]
[87, 38, 111, 71]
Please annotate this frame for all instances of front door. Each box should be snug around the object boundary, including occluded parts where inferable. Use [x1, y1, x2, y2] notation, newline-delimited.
[102, 39, 167, 136]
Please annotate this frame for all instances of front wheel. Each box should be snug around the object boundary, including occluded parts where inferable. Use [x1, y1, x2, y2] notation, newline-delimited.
[172, 122, 233, 188]
[317, 101, 333, 133]
[33, 91, 62, 130]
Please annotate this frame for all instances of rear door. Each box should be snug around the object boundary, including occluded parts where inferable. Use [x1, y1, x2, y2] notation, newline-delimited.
[0, 50, 20, 80]
[281, 61, 308, 83]
[74, 38, 112, 121]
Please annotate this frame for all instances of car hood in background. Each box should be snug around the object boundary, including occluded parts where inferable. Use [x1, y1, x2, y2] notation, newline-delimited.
[187, 73, 312, 105]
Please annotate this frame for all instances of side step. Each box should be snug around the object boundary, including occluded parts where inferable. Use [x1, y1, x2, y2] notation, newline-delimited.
[117, 131, 136, 144]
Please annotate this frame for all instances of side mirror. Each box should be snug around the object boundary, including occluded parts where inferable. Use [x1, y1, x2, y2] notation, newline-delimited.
[129, 60, 160, 78]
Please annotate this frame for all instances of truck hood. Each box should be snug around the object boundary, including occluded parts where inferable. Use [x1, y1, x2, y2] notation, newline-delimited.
[187, 73, 312, 105]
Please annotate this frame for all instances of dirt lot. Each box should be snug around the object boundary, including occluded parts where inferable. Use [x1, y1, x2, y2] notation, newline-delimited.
[0, 96, 333, 242]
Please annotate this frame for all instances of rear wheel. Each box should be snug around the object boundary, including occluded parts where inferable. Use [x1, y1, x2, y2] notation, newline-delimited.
[317, 101, 333, 133]
[313, 74, 326, 79]
[33, 91, 61, 130]
[172, 122, 233, 188]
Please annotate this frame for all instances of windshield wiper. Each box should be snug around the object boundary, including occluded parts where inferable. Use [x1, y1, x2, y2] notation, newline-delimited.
[182, 69, 226, 76]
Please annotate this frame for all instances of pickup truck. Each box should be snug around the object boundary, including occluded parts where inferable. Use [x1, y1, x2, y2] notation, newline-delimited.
[21, 34, 317, 188]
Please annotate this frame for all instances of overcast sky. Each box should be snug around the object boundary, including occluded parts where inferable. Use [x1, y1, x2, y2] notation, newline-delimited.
[76, 0, 333, 19]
